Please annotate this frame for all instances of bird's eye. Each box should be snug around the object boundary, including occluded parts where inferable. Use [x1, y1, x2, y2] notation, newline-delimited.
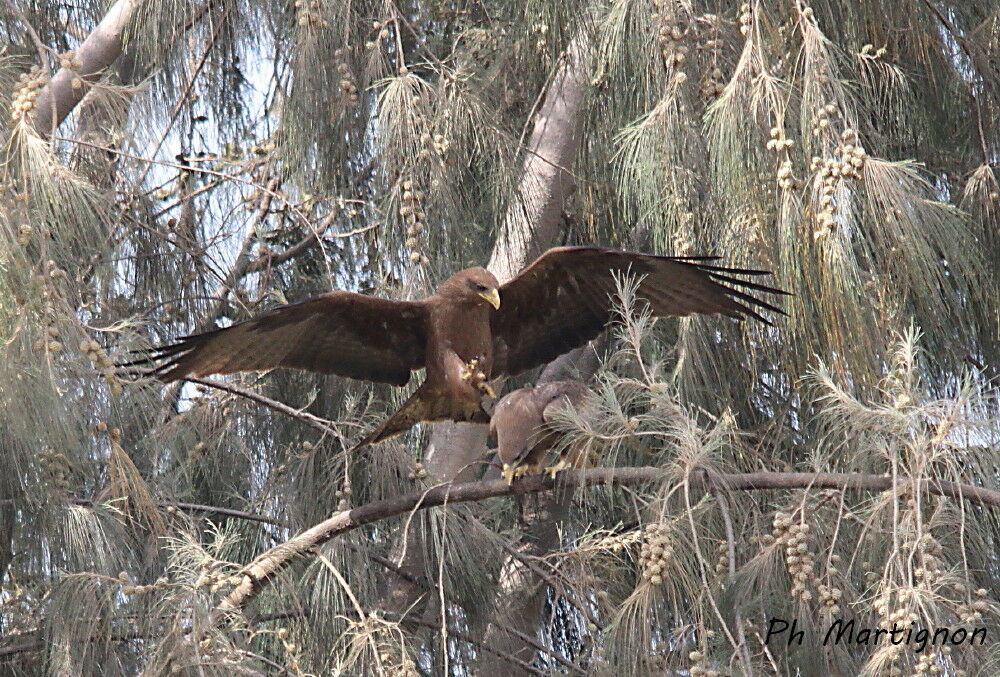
[476, 283, 488, 291]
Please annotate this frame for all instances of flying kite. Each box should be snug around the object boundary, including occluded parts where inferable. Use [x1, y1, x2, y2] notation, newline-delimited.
[490, 380, 595, 484]
[137, 246, 786, 447]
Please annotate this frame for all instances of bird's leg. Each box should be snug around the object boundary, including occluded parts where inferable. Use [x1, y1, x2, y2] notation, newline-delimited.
[544, 458, 572, 479]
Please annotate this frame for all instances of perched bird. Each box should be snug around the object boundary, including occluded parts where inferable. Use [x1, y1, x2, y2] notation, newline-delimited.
[490, 381, 595, 484]
[133, 247, 787, 447]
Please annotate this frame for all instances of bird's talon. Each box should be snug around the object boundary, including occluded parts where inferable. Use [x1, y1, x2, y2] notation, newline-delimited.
[460, 358, 482, 384]
[478, 381, 496, 398]
[501, 463, 516, 485]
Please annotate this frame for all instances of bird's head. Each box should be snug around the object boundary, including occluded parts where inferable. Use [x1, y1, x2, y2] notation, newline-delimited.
[440, 267, 500, 310]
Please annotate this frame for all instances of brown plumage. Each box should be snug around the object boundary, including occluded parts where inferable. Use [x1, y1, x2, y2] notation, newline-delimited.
[490, 381, 595, 483]
[132, 246, 787, 447]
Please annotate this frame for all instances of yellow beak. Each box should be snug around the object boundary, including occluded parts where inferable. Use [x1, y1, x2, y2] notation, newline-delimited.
[479, 288, 501, 310]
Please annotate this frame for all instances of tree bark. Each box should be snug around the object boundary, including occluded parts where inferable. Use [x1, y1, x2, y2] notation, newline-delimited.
[31, 0, 139, 138]
[485, 34, 590, 282]
[477, 150, 653, 675]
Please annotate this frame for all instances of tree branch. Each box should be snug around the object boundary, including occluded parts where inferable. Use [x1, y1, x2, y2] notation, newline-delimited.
[31, 0, 139, 137]
[919, 0, 1000, 103]
[187, 377, 347, 443]
[216, 468, 1000, 613]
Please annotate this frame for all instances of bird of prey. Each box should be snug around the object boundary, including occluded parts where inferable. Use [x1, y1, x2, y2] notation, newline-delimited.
[490, 381, 595, 484]
[135, 246, 786, 447]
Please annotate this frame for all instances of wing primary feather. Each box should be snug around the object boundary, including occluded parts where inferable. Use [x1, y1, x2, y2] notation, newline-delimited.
[723, 301, 771, 325]
[116, 355, 155, 369]
[705, 271, 792, 296]
[116, 334, 211, 375]
[116, 348, 186, 370]
[716, 285, 788, 317]
[687, 262, 775, 276]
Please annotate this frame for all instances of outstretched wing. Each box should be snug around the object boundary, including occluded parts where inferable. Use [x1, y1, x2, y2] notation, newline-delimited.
[135, 292, 428, 385]
[491, 247, 788, 377]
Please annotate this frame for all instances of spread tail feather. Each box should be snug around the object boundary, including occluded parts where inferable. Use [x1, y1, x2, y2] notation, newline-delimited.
[352, 385, 491, 451]
[353, 389, 434, 450]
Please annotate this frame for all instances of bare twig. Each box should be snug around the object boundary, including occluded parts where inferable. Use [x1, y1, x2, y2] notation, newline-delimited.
[0, 496, 286, 526]
[919, 0, 1000, 102]
[6, 1, 55, 68]
[245, 216, 377, 273]
[186, 377, 347, 444]
[135, 3, 233, 188]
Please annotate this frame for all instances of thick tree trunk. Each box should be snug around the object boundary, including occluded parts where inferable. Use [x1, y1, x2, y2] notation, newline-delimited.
[429, 31, 590, 482]
[485, 35, 590, 283]
[378, 34, 592, 628]
[476, 222, 653, 674]
[476, 342, 601, 676]
[426, 33, 590, 484]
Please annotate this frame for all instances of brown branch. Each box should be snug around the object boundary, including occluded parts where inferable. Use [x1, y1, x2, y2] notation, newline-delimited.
[0, 640, 41, 659]
[245, 215, 377, 273]
[163, 499, 286, 525]
[7, 470, 997, 665]
[164, 498, 429, 588]
[216, 468, 1000, 613]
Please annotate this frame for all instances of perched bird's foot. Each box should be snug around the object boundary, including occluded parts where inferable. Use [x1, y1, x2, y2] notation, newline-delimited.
[502, 463, 538, 484]
[545, 459, 572, 479]
[501, 463, 517, 485]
